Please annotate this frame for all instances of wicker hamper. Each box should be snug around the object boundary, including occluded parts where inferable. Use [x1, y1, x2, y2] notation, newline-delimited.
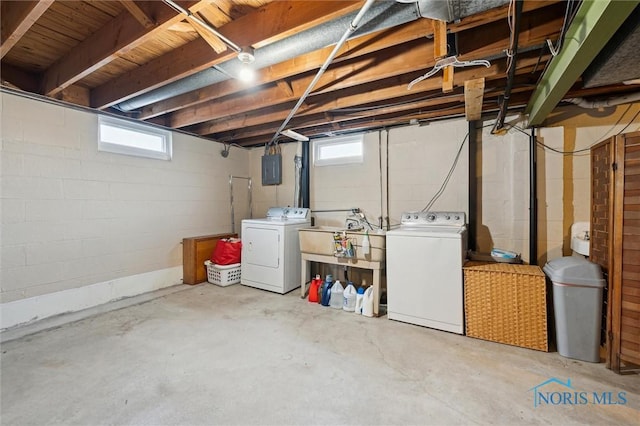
[463, 262, 549, 351]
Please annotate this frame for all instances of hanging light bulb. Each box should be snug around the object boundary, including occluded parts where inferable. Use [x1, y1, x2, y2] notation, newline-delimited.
[237, 47, 255, 83]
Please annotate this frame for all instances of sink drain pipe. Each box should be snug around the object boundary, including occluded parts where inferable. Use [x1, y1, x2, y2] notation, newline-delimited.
[270, 0, 377, 144]
[529, 127, 538, 265]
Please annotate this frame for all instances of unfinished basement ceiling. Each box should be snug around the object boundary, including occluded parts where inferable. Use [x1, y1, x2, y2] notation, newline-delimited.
[1, 0, 639, 147]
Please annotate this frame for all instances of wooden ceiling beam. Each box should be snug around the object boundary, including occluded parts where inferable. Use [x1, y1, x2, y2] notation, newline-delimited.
[138, 17, 435, 120]
[186, 14, 227, 53]
[432, 20, 454, 93]
[464, 78, 485, 121]
[457, 2, 565, 60]
[119, 0, 155, 29]
[193, 55, 545, 137]
[171, 11, 562, 129]
[90, 1, 362, 109]
[0, 0, 54, 59]
[0, 62, 40, 92]
[211, 82, 534, 142]
[137, 0, 560, 120]
[40, 0, 203, 97]
[169, 40, 435, 128]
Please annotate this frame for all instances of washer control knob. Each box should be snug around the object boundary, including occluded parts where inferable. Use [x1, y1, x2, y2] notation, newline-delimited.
[454, 215, 460, 221]
[413, 215, 419, 220]
[445, 215, 450, 220]
[427, 213, 436, 222]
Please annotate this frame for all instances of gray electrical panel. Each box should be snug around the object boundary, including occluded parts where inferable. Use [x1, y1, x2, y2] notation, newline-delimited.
[262, 154, 282, 185]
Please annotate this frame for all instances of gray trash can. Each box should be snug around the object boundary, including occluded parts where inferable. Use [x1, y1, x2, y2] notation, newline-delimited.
[543, 256, 606, 363]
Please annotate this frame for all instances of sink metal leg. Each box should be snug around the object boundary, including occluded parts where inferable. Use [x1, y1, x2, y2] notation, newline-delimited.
[373, 268, 381, 317]
[300, 258, 309, 299]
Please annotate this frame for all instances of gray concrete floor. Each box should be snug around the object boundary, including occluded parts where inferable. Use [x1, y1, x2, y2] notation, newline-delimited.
[1, 284, 638, 425]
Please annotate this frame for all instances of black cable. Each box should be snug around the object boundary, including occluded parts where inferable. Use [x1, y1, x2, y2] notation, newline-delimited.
[493, 0, 524, 134]
[419, 121, 495, 213]
[616, 107, 640, 135]
[421, 132, 469, 212]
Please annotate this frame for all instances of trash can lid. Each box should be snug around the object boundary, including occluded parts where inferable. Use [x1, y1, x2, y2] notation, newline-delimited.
[542, 256, 605, 288]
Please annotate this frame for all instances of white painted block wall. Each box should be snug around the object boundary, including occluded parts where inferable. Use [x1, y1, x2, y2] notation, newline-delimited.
[1, 92, 249, 328]
[249, 112, 636, 266]
[250, 119, 470, 230]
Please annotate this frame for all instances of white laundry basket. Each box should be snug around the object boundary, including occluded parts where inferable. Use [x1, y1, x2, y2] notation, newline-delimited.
[204, 260, 241, 286]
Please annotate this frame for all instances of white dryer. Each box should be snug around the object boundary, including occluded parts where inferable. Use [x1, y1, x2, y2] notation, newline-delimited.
[241, 207, 311, 294]
[386, 211, 467, 334]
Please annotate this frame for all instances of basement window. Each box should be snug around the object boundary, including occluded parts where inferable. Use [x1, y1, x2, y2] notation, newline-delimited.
[313, 133, 364, 166]
[98, 116, 172, 160]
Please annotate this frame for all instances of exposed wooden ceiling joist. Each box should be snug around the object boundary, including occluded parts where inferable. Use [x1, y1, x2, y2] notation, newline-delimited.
[40, 0, 203, 97]
[119, 0, 155, 29]
[1, 0, 636, 147]
[0, 0, 54, 59]
[90, 0, 362, 109]
[171, 8, 562, 131]
[192, 54, 545, 142]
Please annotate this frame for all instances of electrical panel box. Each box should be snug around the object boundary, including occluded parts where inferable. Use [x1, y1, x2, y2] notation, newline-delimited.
[262, 154, 282, 185]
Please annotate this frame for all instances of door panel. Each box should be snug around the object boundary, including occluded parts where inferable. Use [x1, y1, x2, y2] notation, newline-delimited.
[387, 234, 463, 327]
[243, 227, 279, 268]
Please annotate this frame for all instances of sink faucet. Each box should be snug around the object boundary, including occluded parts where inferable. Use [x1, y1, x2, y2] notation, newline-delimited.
[345, 210, 373, 231]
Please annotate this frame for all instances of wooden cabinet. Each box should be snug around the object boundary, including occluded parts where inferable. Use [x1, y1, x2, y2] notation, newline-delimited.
[591, 131, 640, 373]
[182, 233, 236, 285]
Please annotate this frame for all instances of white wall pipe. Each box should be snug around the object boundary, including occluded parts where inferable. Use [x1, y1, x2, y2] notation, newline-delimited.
[271, 0, 377, 144]
[565, 91, 640, 109]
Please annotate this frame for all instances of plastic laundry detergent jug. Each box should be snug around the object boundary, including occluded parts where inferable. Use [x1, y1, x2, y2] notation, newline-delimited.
[354, 286, 365, 315]
[321, 275, 333, 306]
[362, 286, 375, 317]
[330, 280, 344, 309]
[309, 274, 321, 303]
[343, 281, 357, 312]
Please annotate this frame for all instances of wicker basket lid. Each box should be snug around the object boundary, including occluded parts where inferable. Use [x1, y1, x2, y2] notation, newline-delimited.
[463, 261, 545, 277]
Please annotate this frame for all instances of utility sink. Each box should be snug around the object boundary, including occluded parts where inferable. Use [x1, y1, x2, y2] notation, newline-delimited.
[571, 236, 590, 256]
[298, 226, 386, 262]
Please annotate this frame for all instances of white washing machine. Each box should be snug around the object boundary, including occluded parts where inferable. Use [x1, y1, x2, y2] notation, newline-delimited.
[386, 211, 468, 334]
[241, 207, 311, 294]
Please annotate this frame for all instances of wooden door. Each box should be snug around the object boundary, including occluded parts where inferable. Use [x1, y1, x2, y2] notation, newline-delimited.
[610, 132, 640, 371]
[591, 137, 614, 366]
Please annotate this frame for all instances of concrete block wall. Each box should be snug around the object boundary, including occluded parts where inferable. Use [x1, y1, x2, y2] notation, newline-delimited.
[536, 127, 565, 264]
[1, 92, 249, 324]
[249, 119, 470, 230]
[475, 124, 533, 262]
[387, 119, 469, 226]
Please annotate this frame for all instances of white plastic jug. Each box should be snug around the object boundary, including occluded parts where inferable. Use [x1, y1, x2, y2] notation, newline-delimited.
[354, 287, 365, 315]
[329, 280, 344, 309]
[362, 286, 374, 317]
[343, 282, 357, 312]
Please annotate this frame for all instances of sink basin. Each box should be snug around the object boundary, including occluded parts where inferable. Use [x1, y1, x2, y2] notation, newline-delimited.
[571, 237, 590, 256]
[298, 226, 386, 262]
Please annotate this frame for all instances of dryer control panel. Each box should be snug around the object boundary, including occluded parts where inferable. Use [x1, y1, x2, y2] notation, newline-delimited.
[266, 207, 310, 220]
[400, 211, 466, 227]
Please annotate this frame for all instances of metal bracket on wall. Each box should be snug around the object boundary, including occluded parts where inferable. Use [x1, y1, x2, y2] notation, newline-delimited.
[229, 175, 252, 234]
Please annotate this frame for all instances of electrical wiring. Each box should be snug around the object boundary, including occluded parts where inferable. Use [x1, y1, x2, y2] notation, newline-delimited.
[421, 132, 469, 213]
[505, 0, 516, 74]
[615, 107, 640, 135]
[502, 106, 640, 156]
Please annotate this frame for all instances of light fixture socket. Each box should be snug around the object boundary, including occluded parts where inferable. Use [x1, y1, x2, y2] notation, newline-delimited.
[238, 47, 255, 64]
[281, 129, 309, 142]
